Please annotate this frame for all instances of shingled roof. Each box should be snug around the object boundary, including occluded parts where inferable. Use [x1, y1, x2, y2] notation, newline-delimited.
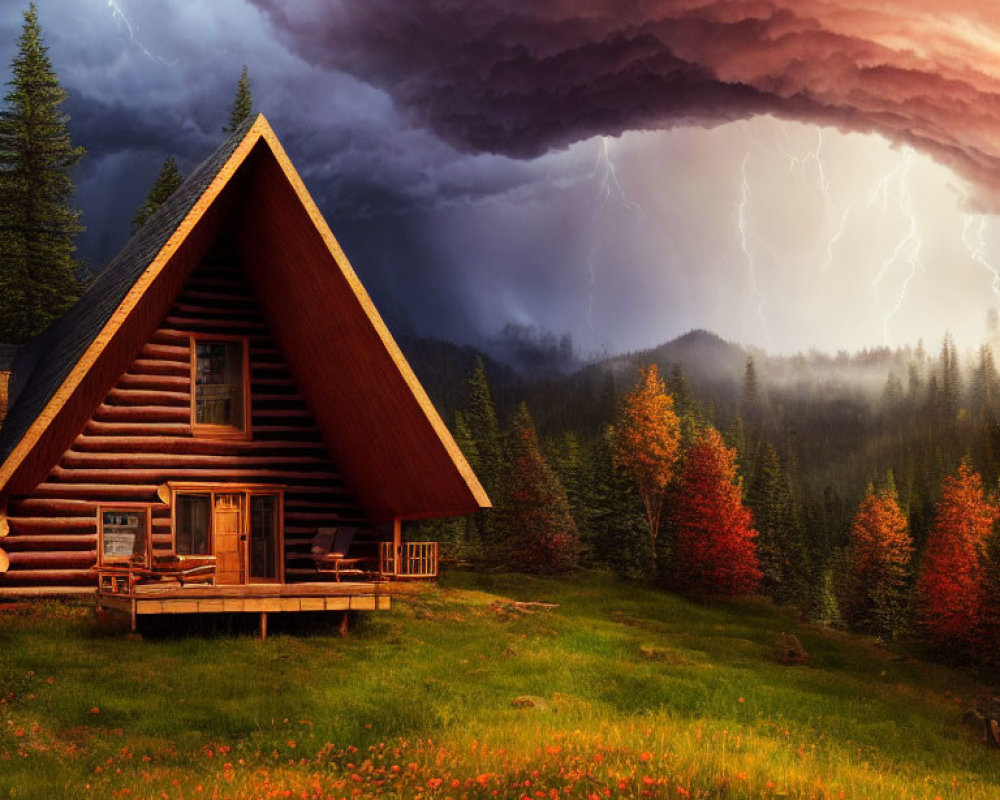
[1, 114, 257, 461]
[0, 114, 489, 519]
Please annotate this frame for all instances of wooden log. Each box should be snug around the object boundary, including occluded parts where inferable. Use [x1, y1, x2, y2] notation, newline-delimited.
[0, 517, 8, 538]
[72, 435, 325, 453]
[149, 328, 190, 346]
[128, 359, 190, 376]
[7, 517, 96, 533]
[0, 548, 8, 573]
[2, 534, 97, 551]
[118, 373, 190, 391]
[252, 409, 312, 418]
[9, 498, 98, 516]
[252, 425, 322, 435]
[61, 452, 327, 468]
[139, 343, 189, 361]
[178, 289, 255, 303]
[250, 377, 295, 388]
[32, 482, 160, 499]
[105, 388, 191, 407]
[173, 301, 258, 316]
[49, 467, 340, 483]
[83, 421, 193, 437]
[93, 403, 190, 422]
[0, 568, 95, 586]
[8, 550, 95, 569]
[166, 315, 265, 331]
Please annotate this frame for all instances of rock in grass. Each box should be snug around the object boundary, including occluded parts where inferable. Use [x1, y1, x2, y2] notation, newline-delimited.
[639, 644, 680, 663]
[773, 632, 809, 666]
[512, 695, 550, 711]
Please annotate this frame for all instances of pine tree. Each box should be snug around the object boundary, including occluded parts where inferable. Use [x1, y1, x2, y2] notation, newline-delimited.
[838, 480, 913, 639]
[497, 403, 579, 574]
[914, 462, 997, 653]
[222, 65, 253, 134]
[590, 424, 646, 574]
[462, 358, 502, 552]
[670, 426, 761, 597]
[747, 442, 809, 606]
[0, 3, 84, 343]
[742, 355, 762, 419]
[130, 156, 183, 233]
[611, 364, 682, 571]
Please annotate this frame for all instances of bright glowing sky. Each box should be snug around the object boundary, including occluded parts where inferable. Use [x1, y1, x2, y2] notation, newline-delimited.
[4, 1, 1000, 360]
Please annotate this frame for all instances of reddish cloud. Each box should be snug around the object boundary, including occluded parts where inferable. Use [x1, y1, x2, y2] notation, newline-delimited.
[252, 0, 1000, 207]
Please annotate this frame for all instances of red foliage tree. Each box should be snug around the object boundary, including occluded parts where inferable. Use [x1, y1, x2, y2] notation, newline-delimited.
[915, 463, 998, 651]
[498, 403, 580, 574]
[670, 426, 761, 596]
[612, 364, 681, 569]
[838, 480, 913, 638]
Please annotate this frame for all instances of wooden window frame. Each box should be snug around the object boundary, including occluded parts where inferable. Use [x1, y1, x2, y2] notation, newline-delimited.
[189, 334, 252, 440]
[97, 503, 154, 569]
[167, 482, 285, 583]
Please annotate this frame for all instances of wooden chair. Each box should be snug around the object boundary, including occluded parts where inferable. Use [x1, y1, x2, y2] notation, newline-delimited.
[98, 553, 216, 596]
[309, 527, 371, 581]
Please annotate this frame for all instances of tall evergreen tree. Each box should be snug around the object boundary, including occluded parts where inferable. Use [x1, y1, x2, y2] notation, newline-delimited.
[461, 358, 503, 551]
[747, 442, 809, 606]
[497, 403, 579, 573]
[0, 3, 84, 343]
[742, 355, 762, 419]
[590, 424, 646, 574]
[130, 156, 183, 233]
[222, 65, 253, 134]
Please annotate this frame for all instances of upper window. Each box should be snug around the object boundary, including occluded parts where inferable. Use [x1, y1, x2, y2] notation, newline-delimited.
[192, 338, 248, 435]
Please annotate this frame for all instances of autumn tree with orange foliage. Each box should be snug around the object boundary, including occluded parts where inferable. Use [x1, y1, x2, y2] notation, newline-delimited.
[838, 478, 912, 639]
[669, 426, 761, 596]
[612, 365, 681, 570]
[914, 462, 998, 654]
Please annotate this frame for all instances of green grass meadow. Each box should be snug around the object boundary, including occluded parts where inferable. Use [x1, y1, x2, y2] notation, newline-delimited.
[1, 572, 999, 799]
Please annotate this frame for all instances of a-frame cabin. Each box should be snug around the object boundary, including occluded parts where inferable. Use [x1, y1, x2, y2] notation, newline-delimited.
[0, 115, 489, 627]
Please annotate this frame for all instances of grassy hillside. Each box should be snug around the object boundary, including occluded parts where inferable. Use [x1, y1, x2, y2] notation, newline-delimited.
[2, 573, 999, 799]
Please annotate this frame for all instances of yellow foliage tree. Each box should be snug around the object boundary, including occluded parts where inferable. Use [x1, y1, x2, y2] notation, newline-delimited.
[612, 364, 681, 569]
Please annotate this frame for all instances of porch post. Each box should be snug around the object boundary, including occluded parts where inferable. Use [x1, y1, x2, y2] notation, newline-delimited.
[392, 517, 402, 578]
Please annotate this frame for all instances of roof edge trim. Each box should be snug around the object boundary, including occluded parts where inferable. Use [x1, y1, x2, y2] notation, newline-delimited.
[254, 122, 491, 509]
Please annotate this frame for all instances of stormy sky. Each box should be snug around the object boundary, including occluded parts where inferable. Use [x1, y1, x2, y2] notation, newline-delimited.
[5, 1, 1000, 363]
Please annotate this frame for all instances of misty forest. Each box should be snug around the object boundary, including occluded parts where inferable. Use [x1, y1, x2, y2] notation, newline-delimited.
[405, 321, 1000, 664]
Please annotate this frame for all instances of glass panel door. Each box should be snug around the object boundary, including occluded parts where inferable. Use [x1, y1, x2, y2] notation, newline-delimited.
[249, 494, 279, 581]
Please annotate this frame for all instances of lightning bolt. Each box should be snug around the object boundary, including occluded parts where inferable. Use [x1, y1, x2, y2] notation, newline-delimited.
[738, 151, 769, 340]
[865, 148, 921, 343]
[774, 127, 848, 272]
[962, 215, 1000, 298]
[107, 0, 175, 66]
[586, 137, 644, 331]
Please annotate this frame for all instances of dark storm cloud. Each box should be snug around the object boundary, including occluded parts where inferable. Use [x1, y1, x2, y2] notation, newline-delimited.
[252, 0, 1000, 209]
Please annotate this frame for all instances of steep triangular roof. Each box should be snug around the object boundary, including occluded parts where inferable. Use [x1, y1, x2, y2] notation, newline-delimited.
[0, 115, 489, 519]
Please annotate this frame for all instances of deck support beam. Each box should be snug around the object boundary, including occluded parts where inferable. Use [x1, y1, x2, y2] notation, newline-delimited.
[339, 610, 349, 637]
[259, 611, 268, 640]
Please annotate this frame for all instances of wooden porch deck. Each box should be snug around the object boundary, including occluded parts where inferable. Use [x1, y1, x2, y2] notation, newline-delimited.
[98, 581, 391, 637]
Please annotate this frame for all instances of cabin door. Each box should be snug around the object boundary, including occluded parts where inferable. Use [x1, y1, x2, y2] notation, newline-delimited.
[213, 493, 244, 584]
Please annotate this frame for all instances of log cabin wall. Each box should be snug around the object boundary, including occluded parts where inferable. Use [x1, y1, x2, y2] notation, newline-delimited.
[0, 238, 367, 590]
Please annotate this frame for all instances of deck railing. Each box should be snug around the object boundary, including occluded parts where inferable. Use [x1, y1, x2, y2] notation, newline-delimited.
[379, 541, 439, 579]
